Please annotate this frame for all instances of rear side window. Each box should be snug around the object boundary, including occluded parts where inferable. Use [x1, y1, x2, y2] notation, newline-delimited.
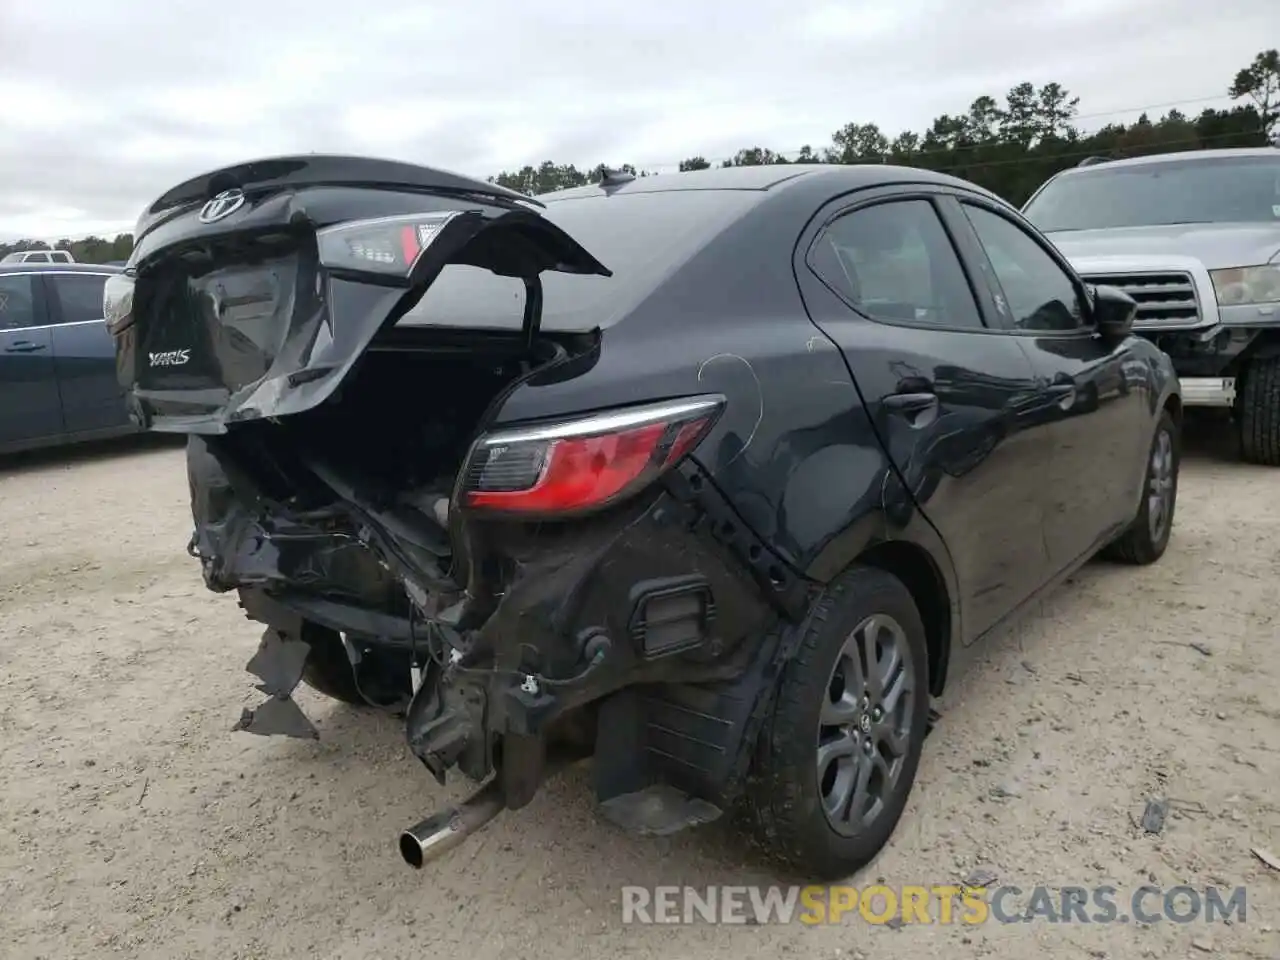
[0, 275, 38, 330]
[50, 251, 72, 264]
[49, 274, 107, 325]
[25, 252, 51, 263]
[810, 198, 983, 329]
[962, 204, 1085, 332]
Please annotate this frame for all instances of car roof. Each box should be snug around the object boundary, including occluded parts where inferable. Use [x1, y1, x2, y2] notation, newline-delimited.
[0, 261, 122, 275]
[538, 163, 1000, 202]
[1053, 147, 1280, 176]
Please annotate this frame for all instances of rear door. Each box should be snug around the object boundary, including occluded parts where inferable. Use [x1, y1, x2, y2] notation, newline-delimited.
[948, 197, 1149, 570]
[45, 271, 134, 435]
[0, 272, 62, 447]
[794, 188, 1055, 639]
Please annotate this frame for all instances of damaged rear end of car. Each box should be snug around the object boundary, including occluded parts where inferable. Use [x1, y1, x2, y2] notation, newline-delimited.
[113, 156, 798, 867]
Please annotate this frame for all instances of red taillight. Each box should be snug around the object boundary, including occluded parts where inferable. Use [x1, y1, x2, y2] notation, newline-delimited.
[399, 224, 422, 265]
[461, 395, 725, 517]
[314, 211, 467, 280]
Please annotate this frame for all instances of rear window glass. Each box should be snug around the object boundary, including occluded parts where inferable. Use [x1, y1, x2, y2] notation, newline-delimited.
[1023, 155, 1280, 232]
[398, 189, 760, 331]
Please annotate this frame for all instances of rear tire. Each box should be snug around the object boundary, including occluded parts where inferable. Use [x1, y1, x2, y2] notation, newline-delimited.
[743, 566, 930, 880]
[1238, 358, 1280, 466]
[298, 622, 365, 705]
[299, 621, 410, 709]
[1102, 409, 1178, 565]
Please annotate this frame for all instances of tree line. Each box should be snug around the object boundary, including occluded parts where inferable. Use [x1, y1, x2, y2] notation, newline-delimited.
[490, 49, 1277, 201]
[4, 49, 1276, 266]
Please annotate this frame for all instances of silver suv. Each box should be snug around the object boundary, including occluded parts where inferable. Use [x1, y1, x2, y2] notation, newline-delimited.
[1023, 147, 1280, 465]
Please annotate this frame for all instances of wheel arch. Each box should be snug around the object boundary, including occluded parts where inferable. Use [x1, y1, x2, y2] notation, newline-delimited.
[854, 539, 954, 697]
[1237, 328, 1280, 364]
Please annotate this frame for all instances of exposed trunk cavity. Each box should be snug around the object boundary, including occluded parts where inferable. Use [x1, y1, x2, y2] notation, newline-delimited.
[187, 325, 592, 620]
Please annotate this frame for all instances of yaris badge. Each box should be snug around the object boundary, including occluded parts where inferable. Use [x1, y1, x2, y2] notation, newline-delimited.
[198, 189, 246, 224]
[149, 349, 191, 367]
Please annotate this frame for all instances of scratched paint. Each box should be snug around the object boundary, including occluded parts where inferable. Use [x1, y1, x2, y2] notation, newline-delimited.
[696, 353, 764, 466]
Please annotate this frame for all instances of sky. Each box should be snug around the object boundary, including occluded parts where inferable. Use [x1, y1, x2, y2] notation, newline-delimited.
[0, 0, 1274, 241]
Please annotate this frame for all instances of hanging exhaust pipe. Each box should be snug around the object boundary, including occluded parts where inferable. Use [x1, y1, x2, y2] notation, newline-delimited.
[398, 778, 506, 869]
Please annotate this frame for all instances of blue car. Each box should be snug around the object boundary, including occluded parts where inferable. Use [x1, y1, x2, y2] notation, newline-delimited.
[0, 262, 140, 454]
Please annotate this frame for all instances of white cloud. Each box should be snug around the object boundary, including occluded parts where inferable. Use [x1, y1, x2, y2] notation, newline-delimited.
[0, 0, 1272, 240]
[795, 1, 915, 41]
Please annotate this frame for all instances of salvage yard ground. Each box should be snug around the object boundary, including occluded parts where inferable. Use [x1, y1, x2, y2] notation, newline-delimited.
[1, 419, 1277, 960]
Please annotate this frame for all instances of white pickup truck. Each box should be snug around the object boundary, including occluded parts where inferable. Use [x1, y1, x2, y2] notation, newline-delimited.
[1023, 147, 1280, 465]
[1, 249, 76, 264]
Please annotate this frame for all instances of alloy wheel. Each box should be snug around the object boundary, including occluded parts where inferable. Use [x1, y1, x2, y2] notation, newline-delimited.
[1147, 428, 1175, 543]
[816, 613, 915, 836]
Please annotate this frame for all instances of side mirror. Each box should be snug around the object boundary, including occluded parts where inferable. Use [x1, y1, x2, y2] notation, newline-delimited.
[1089, 284, 1137, 340]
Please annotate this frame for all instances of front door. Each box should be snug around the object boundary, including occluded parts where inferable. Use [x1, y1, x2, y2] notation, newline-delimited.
[0, 272, 62, 448]
[794, 191, 1057, 640]
[950, 198, 1150, 570]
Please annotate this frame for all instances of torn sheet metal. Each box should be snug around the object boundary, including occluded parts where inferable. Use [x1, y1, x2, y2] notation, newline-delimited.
[233, 628, 319, 740]
[245, 628, 309, 697]
[233, 696, 319, 740]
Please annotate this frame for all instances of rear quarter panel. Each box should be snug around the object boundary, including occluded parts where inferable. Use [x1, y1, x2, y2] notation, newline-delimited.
[491, 186, 960, 610]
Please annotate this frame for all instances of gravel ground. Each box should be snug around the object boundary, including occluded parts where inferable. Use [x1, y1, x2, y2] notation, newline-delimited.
[1, 420, 1277, 960]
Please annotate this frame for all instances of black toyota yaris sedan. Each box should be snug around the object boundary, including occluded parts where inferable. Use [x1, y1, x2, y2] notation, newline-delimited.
[109, 155, 1180, 879]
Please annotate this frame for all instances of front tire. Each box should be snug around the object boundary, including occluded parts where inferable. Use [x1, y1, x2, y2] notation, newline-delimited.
[1238, 358, 1280, 466]
[1102, 408, 1178, 565]
[744, 566, 930, 880]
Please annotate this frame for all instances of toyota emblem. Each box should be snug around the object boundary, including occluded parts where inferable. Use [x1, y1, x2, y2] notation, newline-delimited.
[198, 189, 246, 224]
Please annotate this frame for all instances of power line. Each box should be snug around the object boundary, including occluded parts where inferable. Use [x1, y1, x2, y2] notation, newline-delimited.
[1070, 93, 1236, 123]
[618, 91, 1244, 172]
[931, 128, 1267, 175]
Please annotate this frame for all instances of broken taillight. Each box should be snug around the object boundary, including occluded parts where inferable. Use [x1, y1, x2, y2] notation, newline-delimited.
[315, 211, 469, 281]
[461, 395, 725, 516]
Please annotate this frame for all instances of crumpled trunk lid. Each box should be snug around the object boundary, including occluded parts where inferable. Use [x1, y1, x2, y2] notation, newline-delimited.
[109, 154, 610, 433]
[119, 233, 323, 430]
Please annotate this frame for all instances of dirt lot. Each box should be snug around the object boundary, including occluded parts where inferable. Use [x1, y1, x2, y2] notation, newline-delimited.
[1, 421, 1277, 960]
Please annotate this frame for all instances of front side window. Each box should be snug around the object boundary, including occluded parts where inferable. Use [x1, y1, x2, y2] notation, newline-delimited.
[962, 204, 1085, 332]
[809, 198, 983, 329]
[50, 274, 107, 325]
[0, 275, 38, 330]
